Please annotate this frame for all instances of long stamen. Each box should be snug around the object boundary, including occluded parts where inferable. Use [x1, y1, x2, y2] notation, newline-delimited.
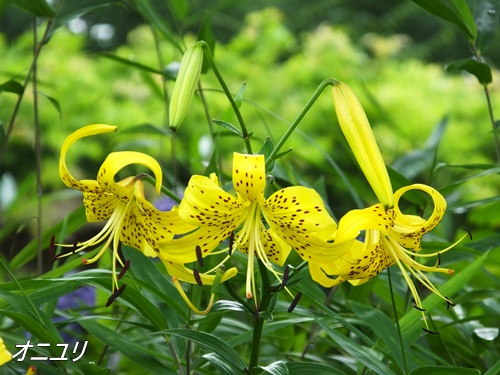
[401, 231, 469, 258]
[172, 276, 215, 315]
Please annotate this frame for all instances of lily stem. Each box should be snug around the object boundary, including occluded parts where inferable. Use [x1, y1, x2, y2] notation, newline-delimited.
[198, 41, 253, 154]
[248, 259, 273, 371]
[387, 267, 408, 375]
[266, 78, 338, 169]
[139, 174, 181, 203]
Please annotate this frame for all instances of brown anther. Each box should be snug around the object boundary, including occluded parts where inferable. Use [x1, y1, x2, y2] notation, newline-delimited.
[118, 259, 131, 280]
[193, 268, 203, 286]
[281, 265, 290, 289]
[195, 245, 204, 267]
[436, 253, 441, 267]
[445, 297, 456, 310]
[288, 291, 302, 313]
[229, 231, 235, 256]
[413, 304, 426, 312]
[463, 228, 473, 240]
[49, 235, 56, 258]
[105, 284, 127, 307]
[422, 328, 440, 335]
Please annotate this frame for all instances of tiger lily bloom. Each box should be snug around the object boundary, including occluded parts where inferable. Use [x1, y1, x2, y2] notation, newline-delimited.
[322, 82, 467, 331]
[159, 152, 341, 304]
[0, 335, 12, 366]
[56, 124, 204, 295]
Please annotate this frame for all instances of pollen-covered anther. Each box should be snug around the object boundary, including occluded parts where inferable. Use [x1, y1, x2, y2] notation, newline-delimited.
[118, 259, 131, 280]
[412, 304, 426, 312]
[195, 245, 204, 267]
[445, 296, 456, 310]
[288, 291, 302, 313]
[105, 284, 127, 307]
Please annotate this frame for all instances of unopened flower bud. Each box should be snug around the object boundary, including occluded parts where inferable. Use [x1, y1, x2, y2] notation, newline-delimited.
[332, 82, 393, 208]
[169, 43, 204, 130]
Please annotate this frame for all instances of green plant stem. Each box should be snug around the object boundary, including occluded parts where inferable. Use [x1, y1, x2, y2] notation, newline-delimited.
[471, 45, 500, 163]
[198, 41, 253, 154]
[387, 267, 408, 375]
[266, 78, 338, 168]
[32, 18, 44, 276]
[248, 259, 273, 370]
[140, 173, 181, 203]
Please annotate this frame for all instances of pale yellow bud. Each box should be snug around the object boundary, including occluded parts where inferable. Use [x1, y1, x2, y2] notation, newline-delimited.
[332, 82, 394, 208]
[169, 43, 204, 130]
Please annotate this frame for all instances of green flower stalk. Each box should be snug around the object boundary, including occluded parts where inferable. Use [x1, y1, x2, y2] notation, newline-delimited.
[169, 43, 204, 130]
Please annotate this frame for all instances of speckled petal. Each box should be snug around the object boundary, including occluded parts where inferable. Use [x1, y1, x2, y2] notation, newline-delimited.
[262, 186, 344, 262]
[83, 189, 119, 222]
[391, 184, 447, 250]
[121, 184, 196, 256]
[232, 153, 266, 203]
[97, 151, 163, 200]
[59, 124, 117, 191]
[179, 174, 248, 227]
[237, 223, 291, 266]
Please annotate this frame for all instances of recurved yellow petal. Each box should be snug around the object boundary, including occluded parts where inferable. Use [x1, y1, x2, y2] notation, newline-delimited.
[332, 83, 393, 208]
[59, 124, 117, 191]
[97, 151, 162, 199]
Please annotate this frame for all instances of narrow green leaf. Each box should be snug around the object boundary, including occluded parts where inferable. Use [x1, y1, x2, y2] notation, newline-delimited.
[259, 137, 275, 172]
[98, 53, 176, 79]
[6, 0, 55, 17]
[446, 58, 492, 84]
[169, 0, 188, 20]
[202, 353, 237, 375]
[78, 319, 174, 374]
[38, 91, 61, 118]
[349, 301, 406, 372]
[286, 362, 347, 375]
[163, 329, 247, 373]
[213, 119, 244, 137]
[412, 0, 476, 40]
[450, 0, 478, 39]
[438, 166, 500, 194]
[258, 361, 289, 375]
[234, 82, 247, 108]
[474, 0, 500, 51]
[410, 367, 481, 375]
[400, 251, 489, 343]
[0, 80, 24, 95]
[484, 359, 500, 375]
[318, 322, 398, 375]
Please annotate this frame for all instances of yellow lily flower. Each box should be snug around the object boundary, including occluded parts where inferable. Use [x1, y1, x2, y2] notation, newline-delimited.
[159, 152, 340, 303]
[328, 82, 466, 331]
[57, 124, 198, 294]
[0, 335, 12, 366]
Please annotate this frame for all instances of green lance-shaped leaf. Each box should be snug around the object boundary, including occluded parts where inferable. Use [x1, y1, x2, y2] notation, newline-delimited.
[474, 0, 500, 52]
[0, 80, 24, 96]
[446, 58, 493, 84]
[410, 367, 481, 375]
[6, 0, 55, 17]
[412, 0, 477, 41]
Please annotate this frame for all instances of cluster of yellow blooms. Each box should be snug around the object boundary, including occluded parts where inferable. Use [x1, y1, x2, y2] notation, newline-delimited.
[49, 81, 467, 335]
[45, 43, 467, 337]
